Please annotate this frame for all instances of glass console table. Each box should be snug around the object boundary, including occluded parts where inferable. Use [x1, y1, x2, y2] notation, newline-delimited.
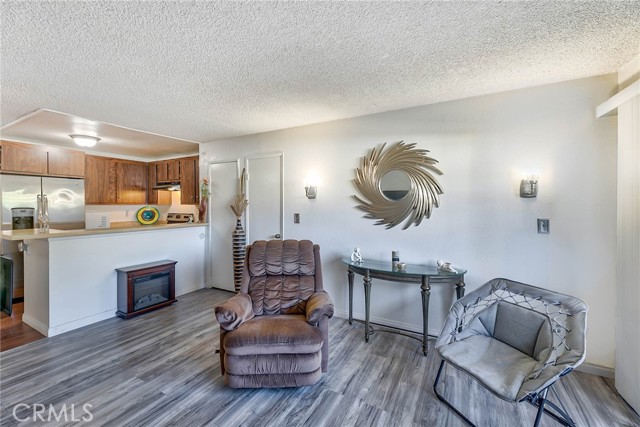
[342, 258, 467, 356]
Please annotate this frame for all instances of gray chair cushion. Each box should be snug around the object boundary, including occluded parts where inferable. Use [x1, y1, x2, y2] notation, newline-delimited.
[439, 335, 538, 401]
[223, 315, 324, 356]
[493, 301, 551, 358]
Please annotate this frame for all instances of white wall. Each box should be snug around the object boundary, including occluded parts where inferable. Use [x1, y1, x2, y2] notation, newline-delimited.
[615, 55, 640, 410]
[201, 74, 618, 368]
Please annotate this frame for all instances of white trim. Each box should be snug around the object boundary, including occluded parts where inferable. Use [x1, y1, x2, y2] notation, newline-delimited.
[1, 108, 202, 144]
[577, 363, 615, 379]
[46, 310, 115, 337]
[335, 309, 616, 379]
[334, 309, 440, 336]
[596, 79, 640, 118]
[21, 314, 49, 337]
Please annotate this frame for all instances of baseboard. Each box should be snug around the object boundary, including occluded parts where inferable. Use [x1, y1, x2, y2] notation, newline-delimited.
[47, 310, 115, 337]
[21, 314, 49, 336]
[577, 362, 614, 379]
[335, 309, 616, 378]
[334, 309, 441, 336]
[176, 282, 205, 297]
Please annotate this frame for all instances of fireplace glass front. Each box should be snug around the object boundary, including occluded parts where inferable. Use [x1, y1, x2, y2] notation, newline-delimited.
[133, 272, 170, 311]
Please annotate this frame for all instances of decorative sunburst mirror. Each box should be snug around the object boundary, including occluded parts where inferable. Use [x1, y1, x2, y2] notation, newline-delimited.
[352, 141, 443, 229]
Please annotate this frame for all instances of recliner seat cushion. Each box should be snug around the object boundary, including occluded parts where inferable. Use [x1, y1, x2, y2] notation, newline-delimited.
[224, 352, 322, 375]
[439, 335, 538, 401]
[223, 315, 324, 356]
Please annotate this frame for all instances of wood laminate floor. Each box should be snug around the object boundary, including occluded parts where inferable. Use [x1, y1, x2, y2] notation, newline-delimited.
[0, 300, 46, 352]
[0, 288, 638, 427]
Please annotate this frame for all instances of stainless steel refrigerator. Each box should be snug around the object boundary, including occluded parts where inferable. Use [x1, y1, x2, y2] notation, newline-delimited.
[0, 174, 85, 313]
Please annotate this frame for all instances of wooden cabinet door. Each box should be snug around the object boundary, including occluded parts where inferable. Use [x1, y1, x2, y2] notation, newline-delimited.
[147, 162, 171, 205]
[167, 159, 180, 181]
[180, 156, 199, 205]
[85, 155, 117, 204]
[47, 147, 85, 178]
[116, 160, 147, 204]
[0, 140, 48, 175]
[156, 159, 181, 183]
[156, 162, 168, 183]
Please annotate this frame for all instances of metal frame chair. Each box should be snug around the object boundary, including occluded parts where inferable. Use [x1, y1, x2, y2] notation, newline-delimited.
[433, 278, 587, 427]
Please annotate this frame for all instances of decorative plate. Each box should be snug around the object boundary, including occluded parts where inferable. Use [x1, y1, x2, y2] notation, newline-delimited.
[136, 206, 160, 225]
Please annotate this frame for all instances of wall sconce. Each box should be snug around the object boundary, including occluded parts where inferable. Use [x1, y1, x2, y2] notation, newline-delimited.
[520, 175, 538, 198]
[305, 173, 319, 199]
[305, 185, 317, 199]
[69, 134, 100, 148]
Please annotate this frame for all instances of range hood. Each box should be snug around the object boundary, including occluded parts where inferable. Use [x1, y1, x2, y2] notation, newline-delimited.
[153, 182, 181, 191]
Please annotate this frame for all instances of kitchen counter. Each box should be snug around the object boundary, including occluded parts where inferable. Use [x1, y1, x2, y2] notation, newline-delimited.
[1, 222, 206, 241]
[16, 221, 207, 337]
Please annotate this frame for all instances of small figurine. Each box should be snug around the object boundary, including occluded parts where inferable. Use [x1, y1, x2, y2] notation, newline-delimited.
[437, 260, 457, 273]
[350, 247, 363, 264]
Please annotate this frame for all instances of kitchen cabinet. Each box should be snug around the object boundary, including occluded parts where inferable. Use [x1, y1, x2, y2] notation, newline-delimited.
[0, 140, 84, 178]
[85, 155, 147, 204]
[148, 162, 172, 205]
[116, 160, 147, 204]
[0, 140, 48, 175]
[179, 156, 199, 205]
[156, 159, 180, 183]
[85, 155, 117, 204]
[47, 147, 84, 178]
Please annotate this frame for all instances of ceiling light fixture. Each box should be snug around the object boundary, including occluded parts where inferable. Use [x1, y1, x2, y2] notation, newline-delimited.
[69, 134, 100, 147]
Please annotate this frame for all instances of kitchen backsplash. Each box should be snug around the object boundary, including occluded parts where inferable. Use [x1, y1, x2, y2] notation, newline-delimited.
[85, 192, 198, 224]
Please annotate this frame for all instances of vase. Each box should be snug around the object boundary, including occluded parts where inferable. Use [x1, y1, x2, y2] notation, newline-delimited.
[198, 198, 208, 223]
[232, 218, 246, 292]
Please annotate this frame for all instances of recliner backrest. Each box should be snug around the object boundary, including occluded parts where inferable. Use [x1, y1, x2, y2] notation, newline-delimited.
[244, 240, 318, 315]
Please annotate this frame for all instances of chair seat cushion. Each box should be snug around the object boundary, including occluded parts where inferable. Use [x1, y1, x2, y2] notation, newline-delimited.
[224, 315, 324, 356]
[438, 335, 538, 401]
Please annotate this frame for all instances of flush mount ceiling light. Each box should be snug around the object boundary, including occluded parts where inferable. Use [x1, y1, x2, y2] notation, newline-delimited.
[69, 134, 100, 147]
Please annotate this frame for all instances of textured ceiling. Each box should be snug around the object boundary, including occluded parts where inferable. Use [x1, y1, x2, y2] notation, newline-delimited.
[1, 1, 639, 148]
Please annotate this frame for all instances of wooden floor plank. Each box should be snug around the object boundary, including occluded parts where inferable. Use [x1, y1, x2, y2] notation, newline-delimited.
[0, 288, 638, 427]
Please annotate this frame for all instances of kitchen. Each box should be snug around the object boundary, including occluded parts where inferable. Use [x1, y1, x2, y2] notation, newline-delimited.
[0, 110, 208, 348]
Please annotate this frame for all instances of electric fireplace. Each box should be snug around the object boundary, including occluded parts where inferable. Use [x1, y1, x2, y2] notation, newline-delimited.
[116, 260, 177, 318]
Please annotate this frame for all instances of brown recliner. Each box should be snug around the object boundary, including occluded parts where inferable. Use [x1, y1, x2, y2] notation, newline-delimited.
[214, 240, 334, 388]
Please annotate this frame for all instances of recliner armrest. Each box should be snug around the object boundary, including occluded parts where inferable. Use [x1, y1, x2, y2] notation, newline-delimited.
[306, 291, 334, 325]
[215, 293, 255, 331]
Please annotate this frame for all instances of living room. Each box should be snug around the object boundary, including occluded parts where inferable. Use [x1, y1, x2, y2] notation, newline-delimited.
[1, 2, 639, 426]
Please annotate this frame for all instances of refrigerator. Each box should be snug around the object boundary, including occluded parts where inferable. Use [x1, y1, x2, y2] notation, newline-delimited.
[0, 174, 85, 314]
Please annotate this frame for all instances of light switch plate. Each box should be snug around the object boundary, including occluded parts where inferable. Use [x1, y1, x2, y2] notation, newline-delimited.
[537, 219, 550, 234]
[294, 213, 300, 224]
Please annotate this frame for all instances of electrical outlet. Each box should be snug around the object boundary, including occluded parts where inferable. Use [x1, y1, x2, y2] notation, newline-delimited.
[294, 213, 300, 224]
[537, 219, 550, 234]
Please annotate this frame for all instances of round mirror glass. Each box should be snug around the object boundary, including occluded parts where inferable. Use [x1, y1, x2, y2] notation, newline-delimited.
[380, 170, 411, 201]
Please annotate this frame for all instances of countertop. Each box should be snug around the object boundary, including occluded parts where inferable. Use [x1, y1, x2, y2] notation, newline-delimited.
[1, 222, 207, 241]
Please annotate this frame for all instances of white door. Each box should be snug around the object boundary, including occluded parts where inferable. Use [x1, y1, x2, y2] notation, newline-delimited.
[208, 160, 239, 291]
[246, 154, 284, 242]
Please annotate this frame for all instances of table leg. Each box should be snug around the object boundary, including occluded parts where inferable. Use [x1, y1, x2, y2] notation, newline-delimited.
[421, 275, 431, 356]
[348, 269, 354, 325]
[456, 278, 465, 299]
[364, 270, 372, 343]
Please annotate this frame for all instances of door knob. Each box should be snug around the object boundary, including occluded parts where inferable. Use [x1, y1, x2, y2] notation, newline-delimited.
[274, 233, 281, 239]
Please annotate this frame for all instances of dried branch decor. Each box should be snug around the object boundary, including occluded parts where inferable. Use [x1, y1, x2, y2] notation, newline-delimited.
[353, 141, 443, 230]
[230, 168, 248, 218]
